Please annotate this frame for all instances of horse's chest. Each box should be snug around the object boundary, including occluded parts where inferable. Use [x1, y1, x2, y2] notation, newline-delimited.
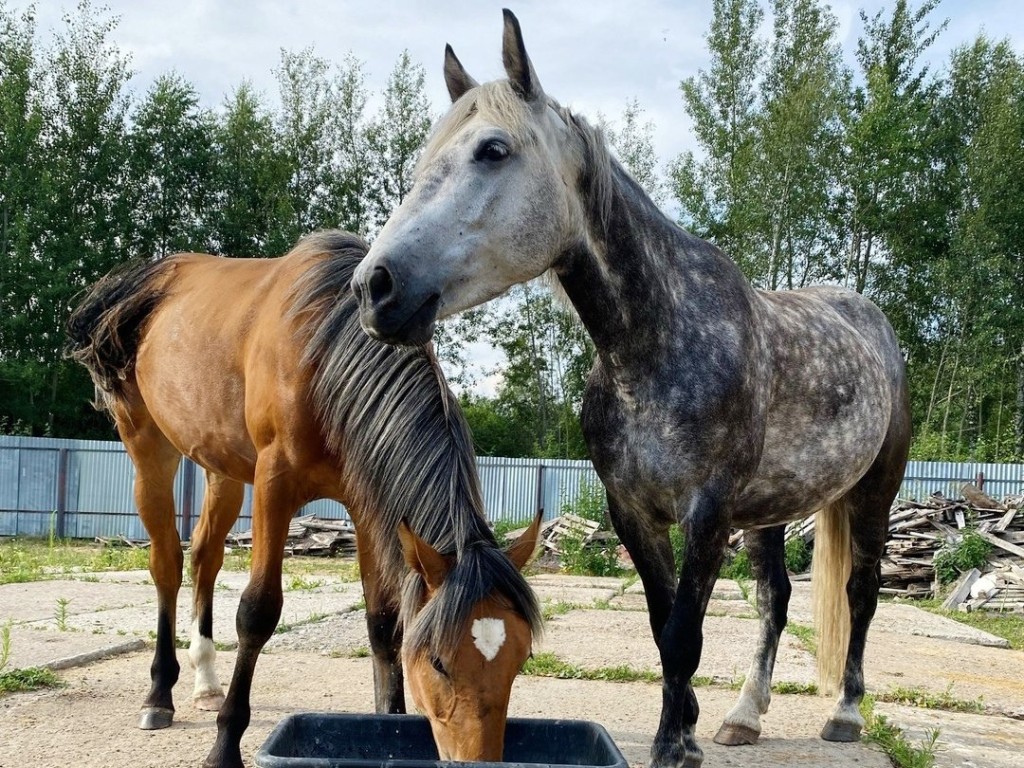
[580, 381, 738, 511]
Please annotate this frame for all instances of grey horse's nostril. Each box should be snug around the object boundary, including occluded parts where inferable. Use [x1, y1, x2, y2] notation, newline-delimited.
[367, 266, 395, 306]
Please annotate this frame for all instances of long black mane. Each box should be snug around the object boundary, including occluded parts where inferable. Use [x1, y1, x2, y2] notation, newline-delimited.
[290, 231, 542, 656]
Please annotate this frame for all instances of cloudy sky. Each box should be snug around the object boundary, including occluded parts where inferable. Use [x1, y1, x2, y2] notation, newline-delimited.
[13, 0, 1024, 392]
[16, 0, 1024, 168]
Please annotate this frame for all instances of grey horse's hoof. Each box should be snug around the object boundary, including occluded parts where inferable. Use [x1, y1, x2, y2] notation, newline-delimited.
[713, 723, 760, 746]
[821, 719, 862, 742]
[137, 706, 174, 730]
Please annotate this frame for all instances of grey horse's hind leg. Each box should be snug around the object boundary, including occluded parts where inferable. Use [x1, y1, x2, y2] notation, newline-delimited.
[715, 525, 790, 746]
[821, 435, 906, 741]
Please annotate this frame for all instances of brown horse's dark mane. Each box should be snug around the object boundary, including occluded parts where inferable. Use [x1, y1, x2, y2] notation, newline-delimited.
[288, 231, 542, 657]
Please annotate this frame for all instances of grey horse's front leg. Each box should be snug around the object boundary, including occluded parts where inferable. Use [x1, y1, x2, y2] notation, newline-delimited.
[715, 525, 790, 746]
[650, 491, 731, 768]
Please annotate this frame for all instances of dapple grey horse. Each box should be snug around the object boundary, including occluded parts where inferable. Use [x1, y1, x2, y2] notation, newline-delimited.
[351, 11, 910, 768]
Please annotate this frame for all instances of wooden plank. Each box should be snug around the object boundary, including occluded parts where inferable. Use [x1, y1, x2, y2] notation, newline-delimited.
[976, 530, 1024, 559]
[993, 507, 1020, 533]
[941, 568, 981, 610]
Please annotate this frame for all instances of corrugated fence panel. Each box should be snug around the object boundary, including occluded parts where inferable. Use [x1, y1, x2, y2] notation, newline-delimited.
[901, 460, 1024, 501]
[2, 435, 1024, 539]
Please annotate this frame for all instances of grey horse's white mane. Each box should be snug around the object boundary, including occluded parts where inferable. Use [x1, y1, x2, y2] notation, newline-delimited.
[289, 230, 541, 656]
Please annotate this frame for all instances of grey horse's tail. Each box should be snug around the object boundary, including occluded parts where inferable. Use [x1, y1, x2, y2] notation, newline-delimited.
[66, 258, 174, 406]
[811, 497, 853, 695]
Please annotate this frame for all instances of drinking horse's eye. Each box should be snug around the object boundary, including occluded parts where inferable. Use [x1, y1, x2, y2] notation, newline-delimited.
[430, 655, 448, 677]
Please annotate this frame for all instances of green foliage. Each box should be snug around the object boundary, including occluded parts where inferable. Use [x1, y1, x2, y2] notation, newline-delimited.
[286, 576, 324, 591]
[875, 685, 984, 714]
[557, 480, 622, 577]
[784, 536, 812, 573]
[719, 549, 753, 580]
[522, 652, 660, 683]
[933, 529, 993, 584]
[0, 621, 11, 672]
[0, 666, 62, 695]
[860, 695, 940, 768]
[916, 601, 1024, 650]
[54, 597, 71, 631]
[786, 621, 817, 654]
[669, 524, 685, 569]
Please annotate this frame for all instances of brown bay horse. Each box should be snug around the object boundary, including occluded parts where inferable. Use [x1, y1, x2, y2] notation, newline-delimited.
[350, 11, 912, 768]
[67, 231, 542, 768]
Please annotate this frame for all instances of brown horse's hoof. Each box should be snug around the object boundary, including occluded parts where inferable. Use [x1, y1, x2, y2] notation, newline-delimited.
[821, 719, 862, 742]
[713, 723, 760, 746]
[138, 706, 174, 730]
[193, 692, 225, 711]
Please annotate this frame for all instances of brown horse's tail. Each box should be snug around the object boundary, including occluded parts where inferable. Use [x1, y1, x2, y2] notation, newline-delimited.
[66, 258, 174, 407]
[811, 497, 852, 695]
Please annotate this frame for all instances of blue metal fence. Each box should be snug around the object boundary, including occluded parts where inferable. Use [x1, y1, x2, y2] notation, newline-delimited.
[1, 434, 1022, 541]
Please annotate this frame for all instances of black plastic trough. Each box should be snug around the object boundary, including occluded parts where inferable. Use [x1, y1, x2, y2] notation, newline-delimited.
[254, 713, 628, 768]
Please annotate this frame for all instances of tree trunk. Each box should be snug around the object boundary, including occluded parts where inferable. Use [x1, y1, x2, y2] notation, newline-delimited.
[1016, 346, 1024, 458]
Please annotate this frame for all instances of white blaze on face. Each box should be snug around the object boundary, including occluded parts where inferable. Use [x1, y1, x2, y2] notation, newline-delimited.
[471, 617, 506, 662]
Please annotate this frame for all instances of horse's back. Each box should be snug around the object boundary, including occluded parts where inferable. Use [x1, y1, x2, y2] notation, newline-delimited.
[733, 285, 906, 526]
[126, 251, 330, 484]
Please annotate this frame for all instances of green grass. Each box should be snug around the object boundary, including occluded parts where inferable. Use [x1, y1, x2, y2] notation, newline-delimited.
[0, 621, 11, 673]
[542, 601, 579, 620]
[0, 666, 63, 695]
[912, 598, 1024, 651]
[0, 537, 361, 585]
[874, 685, 984, 714]
[286, 575, 325, 591]
[785, 621, 817, 655]
[861, 695, 940, 768]
[274, 612, 329, 634]
[522, 652, 661, 683]
[54, 597, 71, 631]
[772, 680, 819, 695]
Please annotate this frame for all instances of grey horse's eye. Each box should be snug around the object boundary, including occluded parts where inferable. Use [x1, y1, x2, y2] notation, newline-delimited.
[474, 139, 510, 163]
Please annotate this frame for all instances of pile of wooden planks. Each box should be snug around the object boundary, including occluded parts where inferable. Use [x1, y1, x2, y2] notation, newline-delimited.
[228, 515, 357, 557]
[540, 513, 602, 553]
[770, 484, 1024, 604]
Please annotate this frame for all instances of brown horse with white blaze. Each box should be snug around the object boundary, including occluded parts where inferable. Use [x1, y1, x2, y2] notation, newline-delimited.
[67, 231, 542, 768]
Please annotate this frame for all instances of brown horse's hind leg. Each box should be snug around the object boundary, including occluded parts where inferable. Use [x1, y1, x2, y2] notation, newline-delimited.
[205, 454, 297, 768]
[189, 472, 245, 712]
[120, 417, 184, 731]
[715, 525, 790, 746]
[357, 534, 405, 713]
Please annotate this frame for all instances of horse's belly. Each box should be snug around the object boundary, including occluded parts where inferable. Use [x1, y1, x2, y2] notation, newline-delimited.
[134, 315, 259, 483]
[733, 377, 891, 527]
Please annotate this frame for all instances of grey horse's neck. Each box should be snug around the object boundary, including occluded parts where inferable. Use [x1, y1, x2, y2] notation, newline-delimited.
[554, 160, 753, 381]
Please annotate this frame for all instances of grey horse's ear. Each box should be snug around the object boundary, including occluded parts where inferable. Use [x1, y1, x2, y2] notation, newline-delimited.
[444, 44, 478, 102]
[501, 8, 543, 102]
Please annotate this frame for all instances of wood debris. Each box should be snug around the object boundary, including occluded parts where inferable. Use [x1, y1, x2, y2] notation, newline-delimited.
[540, 513, 601, 554]
[769, 485, 1024, 607]
[228, 515, 356, 557]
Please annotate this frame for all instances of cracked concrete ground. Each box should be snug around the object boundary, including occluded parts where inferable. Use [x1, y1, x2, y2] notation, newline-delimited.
[1, 569, 1022, 767]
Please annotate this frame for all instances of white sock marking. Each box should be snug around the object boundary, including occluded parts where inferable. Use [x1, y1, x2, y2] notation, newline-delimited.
[189, 619, 221, 699]
[471, 618, 506, 661]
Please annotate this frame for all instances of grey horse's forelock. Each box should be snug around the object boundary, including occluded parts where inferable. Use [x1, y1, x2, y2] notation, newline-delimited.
[416, 80, 539, 176]
[287, 230, 541, 656]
